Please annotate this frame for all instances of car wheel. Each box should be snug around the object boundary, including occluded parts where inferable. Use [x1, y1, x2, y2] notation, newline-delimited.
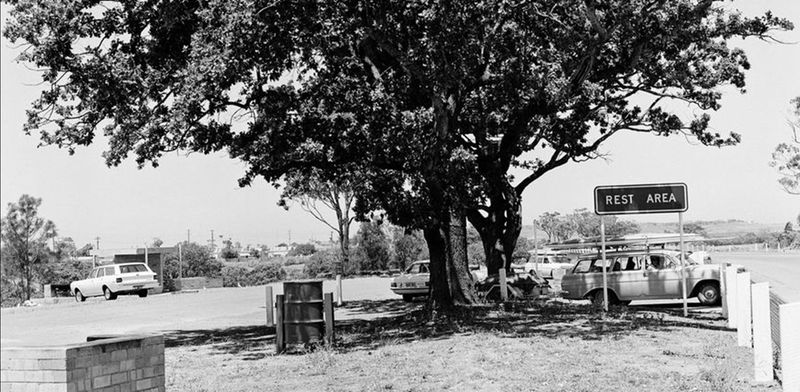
[75, 290, 86, 302]
[697, 282, 720, 306]
[402, 294, 413, 302]
[590, 290, 617, 308]
[103, 287, 117, 301]
[138, 290, 148, 298]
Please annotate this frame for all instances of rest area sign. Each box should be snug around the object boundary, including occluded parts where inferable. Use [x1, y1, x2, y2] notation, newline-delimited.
[594, 183, 688, 215]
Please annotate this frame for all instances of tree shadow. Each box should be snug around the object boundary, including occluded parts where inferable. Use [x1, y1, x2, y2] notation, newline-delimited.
[162, 298, 731, 360]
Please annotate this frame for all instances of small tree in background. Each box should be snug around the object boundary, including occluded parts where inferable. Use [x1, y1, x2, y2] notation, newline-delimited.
[353, 220, 391, 272]
[0, 195, 57, 301]
[391, 227, 427, 270]
[161, 242, 223, 290]
[771, 97, 800, 195]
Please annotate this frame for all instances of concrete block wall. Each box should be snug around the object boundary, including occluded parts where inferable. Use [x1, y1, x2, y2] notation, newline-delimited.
[1, 335, 164, 392]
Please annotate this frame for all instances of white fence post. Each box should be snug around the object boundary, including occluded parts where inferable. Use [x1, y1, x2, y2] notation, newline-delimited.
[781, 302, 800, 392]
[726, 266, 739, 329]
[751, 282, 772, 382]
[736, 272, 752, 347]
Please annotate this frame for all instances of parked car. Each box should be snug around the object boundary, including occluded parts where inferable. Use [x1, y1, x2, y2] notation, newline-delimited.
[560, 249, 721, 307]
[70, 263, 159, 302]
[391, 260, 431, 302]
[523, 250, 574, 279]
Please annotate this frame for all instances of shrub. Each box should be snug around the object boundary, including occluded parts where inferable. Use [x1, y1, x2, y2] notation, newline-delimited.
[222, 266, 250, 287]
[303, 251, 339, 278]
[247, 263, 287, 285]
[283, 256, 306, 266]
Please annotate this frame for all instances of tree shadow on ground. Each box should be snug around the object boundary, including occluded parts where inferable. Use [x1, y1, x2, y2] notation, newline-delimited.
[163, 299, 731, 359]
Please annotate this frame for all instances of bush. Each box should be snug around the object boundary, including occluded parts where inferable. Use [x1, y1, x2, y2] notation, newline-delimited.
[247, 263, 287, 285]
[303, 251, 340, 278]
[222, 266, 250, 287]
[283, 256, 306, 266]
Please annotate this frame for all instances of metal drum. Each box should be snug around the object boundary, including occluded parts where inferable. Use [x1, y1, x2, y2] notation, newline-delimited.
[282, 280, 324, 344]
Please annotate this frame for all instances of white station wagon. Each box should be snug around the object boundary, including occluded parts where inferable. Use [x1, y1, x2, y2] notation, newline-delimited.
[71, 263, 159, 301]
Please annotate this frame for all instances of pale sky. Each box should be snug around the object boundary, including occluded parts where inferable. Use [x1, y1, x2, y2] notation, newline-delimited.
[2, 2, 799, 250]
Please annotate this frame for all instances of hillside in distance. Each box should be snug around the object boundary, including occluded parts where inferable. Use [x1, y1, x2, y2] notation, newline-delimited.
[520, 219, 787, 241]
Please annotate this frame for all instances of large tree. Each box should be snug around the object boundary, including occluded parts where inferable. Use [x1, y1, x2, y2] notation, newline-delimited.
[3, 0, 792, 307]
[0, 195, 57, 301]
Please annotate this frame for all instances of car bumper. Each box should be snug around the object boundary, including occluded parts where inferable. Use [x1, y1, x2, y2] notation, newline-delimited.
[113, 282, 159, 294]
[391, 287, 430, 295]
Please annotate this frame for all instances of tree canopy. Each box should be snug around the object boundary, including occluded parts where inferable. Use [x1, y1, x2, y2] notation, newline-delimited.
[3, 0, 792, 307]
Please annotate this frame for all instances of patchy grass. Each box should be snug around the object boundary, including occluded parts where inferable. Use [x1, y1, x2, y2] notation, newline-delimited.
[165, 300, 775, 392]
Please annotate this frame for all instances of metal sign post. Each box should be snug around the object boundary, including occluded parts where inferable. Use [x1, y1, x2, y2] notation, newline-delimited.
[533, 219, 539, 274]
[600, 217, 608, 312]
[679, 212, 688, 317]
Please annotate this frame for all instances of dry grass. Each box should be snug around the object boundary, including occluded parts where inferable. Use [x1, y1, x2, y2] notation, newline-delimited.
[165, 301, 776, 392]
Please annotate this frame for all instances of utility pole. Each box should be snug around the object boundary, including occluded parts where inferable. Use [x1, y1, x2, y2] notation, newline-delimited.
[95, 236, 100, 250]
[210, 230, 215, 249]
[187, 229, 190, 244]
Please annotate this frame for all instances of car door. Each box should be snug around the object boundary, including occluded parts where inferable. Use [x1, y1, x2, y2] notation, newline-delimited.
[614, 255, 645, 300]
[76, 268, 99, 295]
[643, 254, 682, 299]
[89, 267, 106, 296]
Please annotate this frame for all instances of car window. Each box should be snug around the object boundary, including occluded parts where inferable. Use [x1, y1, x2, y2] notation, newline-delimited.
[620, 256, 642, 271]
[419, 264, 429, 273]
[120, 264, 148, 273]
[90, 269, 99, 278]
[97, 268, 105, 277]
[407, 264, 420, 274]
[104, 267, 115, 276]
[574, 259, 592, 273]
[646, 255, 675, 270]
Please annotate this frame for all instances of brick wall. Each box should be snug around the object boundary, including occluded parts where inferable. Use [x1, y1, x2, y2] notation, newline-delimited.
[1, 335, 164, 392]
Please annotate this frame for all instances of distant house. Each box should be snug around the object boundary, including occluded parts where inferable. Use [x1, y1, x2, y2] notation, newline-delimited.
[267, 244, 293, 258]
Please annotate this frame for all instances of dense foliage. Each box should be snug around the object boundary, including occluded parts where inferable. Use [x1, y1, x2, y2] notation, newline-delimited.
[3, 0, 792, 307]
[537, 209, 640, 242]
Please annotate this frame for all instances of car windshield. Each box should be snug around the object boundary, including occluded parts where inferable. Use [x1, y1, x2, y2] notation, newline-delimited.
[119, 264, 148, 273]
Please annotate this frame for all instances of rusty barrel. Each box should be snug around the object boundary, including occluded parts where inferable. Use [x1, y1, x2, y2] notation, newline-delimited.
[282, 280, 324, 344]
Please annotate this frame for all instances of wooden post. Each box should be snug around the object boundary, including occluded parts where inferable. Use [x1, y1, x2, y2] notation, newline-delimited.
[499, 269, 508, 301]
[736, 272, 752, 347]
[275, 294, 285, 353]
[324, 293, 334, 346]
[265, 286, 274, 328]
[335, 274, 343, 306]
[751, 282, 772, 382]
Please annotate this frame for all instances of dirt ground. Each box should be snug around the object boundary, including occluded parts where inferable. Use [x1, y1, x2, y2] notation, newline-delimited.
[164, 300, 777, 392]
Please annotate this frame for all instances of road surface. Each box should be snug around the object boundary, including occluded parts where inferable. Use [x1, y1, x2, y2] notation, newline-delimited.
[710, 251, 800, 303]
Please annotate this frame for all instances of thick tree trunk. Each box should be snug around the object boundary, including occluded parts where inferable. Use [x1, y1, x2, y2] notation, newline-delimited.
[469, 180, 523, 276]
[423, 208, 478, 309]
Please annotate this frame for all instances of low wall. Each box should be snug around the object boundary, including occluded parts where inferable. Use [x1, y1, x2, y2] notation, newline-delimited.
[1, 334, 165, 392]
[174, 277, 223, 291]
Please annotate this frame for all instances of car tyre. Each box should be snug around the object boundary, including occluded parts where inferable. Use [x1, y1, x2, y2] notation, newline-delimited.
[103, 286, 117, 301]
[402, 294, 414, 302]
[590, 290, 618, 308]
[696, 282, 720, 306]
[138, 290, 148, 298]
[75, 289, 86, 302]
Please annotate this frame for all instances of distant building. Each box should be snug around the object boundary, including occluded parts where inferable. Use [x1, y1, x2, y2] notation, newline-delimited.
[267, 244, 293, 258]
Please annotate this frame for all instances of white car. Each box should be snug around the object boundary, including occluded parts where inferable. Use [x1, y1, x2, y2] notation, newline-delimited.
[523, 252, 574, 279]
[71, 263, 159, 301]
[391, 260, 430, 301]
